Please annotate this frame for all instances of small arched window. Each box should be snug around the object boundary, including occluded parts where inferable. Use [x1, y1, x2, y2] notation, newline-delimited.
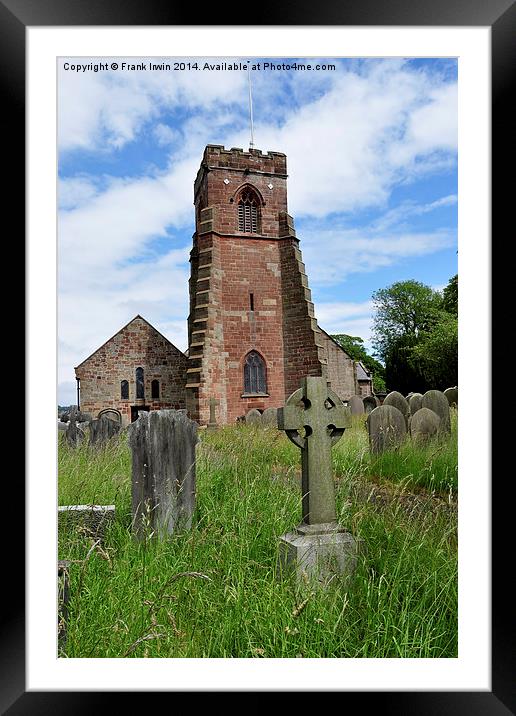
[121, 380, 129, 399]
[244, 351, 267, 394]
[136, 367, 144, 399]
[151, 379, 160, 399]
[237, 188, 260, 233]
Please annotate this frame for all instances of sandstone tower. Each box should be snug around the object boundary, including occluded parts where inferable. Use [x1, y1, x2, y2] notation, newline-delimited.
[185, 145, 327, 424]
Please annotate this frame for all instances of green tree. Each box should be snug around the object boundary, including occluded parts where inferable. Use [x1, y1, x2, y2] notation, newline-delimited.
[442, 274, 458, 315]
[409, 311, 458, 389]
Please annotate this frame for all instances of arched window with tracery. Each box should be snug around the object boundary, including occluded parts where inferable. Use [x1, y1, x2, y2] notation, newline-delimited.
[121, 380, 129, 399]
[237, 187, 260, 233]
[244, 351, 267, 394]
[136, 367, 144, 399]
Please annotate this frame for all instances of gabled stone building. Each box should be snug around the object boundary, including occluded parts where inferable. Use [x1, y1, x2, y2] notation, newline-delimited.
[74, 315, 188, 426]
[73, 145, 372, 426]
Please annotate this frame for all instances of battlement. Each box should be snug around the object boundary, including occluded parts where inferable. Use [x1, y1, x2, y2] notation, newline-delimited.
[195, 145, 287, 192]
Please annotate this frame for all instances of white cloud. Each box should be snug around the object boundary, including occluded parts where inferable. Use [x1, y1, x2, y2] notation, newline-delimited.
[315, 300, 374, 346]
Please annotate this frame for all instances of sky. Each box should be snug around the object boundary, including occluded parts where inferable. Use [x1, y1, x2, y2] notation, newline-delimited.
[58, 56, 457, 405]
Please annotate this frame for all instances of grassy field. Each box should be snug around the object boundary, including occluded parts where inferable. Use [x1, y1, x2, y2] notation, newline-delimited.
[58, 410, 458, 658]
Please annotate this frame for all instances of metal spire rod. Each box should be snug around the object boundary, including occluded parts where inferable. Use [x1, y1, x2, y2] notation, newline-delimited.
[247, 64, 254, 149]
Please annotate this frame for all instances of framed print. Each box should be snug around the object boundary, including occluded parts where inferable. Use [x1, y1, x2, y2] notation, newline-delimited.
[3, 0, 513, 710]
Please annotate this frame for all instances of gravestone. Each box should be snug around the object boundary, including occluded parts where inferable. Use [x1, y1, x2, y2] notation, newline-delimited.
[58, 421, 68, 432]
[261, 407, 278, 426]
[444, 387, 458, 408]
[363, 395, 379, 414]
[408, 393, 423, 415]
[349, 395, 365, 415]
[383, 391, 410, 427]
[65, 408, 85, 447]
[422, 390, 451, 433]
[89, 415, 121, 447]
[58, 560, 70, 653]
[207, 397, 219, 430]
[245, 408, 262, 425]
[129, 410, 197, 539]
[409, 407, 441, 444]
[277, 376, 361, 587]
[98, 408, 122, 424]
[58, 505, 116, 540]
[366, 405, 407, 455]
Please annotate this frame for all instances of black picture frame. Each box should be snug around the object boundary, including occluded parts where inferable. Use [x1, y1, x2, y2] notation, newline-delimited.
[4, 0, 513, 711]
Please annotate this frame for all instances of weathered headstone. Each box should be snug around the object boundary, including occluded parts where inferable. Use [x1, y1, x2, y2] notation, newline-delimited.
[383, 391, 410, 427]
[98, 408, 122, 424]
[207, 397, 219, 430]
[58, 560, 70, 653]
[129, 410, 197, 539]
[349, 395, 365, 415]
[277, 377, 361, 587]
[408, 393, 423, 415]
[422, 390, 451, 433]
[58, 421, 68, 432]
[88, 415, 121, 447]
[444, 387, 458, 408]
[245, 408, 262, 425]
[363, 395, 379, 414]
[366, 405, 407, 454]
[58, 505, 116, 540]
[409, 407, 441, 444]
[261, 407, 279, 426]
[65, 408, 85, 447]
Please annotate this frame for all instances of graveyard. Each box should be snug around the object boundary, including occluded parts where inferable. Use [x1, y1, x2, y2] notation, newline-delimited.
[58, 391, 458, 659]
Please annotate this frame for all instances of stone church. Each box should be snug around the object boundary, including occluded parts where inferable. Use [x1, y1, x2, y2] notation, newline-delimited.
[75, 145, 372, 426]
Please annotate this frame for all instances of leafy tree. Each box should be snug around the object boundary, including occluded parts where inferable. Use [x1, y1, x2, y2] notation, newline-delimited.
[371, 280, 442, 362]
[409, 312, 458, 389]
[330, 334, 386, 393]
[442, 274, 458, 315]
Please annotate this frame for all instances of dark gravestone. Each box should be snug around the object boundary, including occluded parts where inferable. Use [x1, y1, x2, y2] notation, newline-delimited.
[363, 395, 379, 414]
[349, 395, 365, 415]
[277, 377, 361, 586]
[129, 410, 197, 539]
[245, 408, 262, 425]
[367, 405, 407, 455]
[98, 408, 122, 424]
[65, 408, 85, 448]
[408, 393, 423, 415]
[422, 390, 451, 434]
[409, 407, 441, 444]
[58, 560, 70, 653]
[89, 415, 121, 447]
[383, 391, 410, 427]
[444, 387, 458, 408]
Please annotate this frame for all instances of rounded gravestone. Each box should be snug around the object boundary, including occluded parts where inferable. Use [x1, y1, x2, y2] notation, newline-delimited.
[261, 407, 278, 426]
[366, 405, 407, 455]
[363, 395, 379, 414]
[443, 387, 458, 408]
[422, 390, 451, 433]
[409, 407, 441, 444]
[349, 395, 365, 415]
[245, 408, 263, 425]
[383, 391, 410, 426]
[98, 408, 122, 424]
[408, 393, 423, 415]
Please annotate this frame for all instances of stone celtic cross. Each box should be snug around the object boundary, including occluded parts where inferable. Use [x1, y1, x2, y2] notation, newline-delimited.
[278, 376, 351, 525]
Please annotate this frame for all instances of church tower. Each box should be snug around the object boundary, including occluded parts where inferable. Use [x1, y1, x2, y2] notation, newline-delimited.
[185, 145, 326, 424]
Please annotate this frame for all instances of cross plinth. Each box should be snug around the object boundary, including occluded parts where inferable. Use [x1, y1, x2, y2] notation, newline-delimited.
[278, 376, 351, 526]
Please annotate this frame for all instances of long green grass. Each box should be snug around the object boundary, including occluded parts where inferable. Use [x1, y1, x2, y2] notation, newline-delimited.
[58, 417, 457, 658]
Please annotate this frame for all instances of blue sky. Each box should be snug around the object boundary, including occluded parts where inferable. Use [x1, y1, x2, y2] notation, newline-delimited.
[58, 56, 457, 405]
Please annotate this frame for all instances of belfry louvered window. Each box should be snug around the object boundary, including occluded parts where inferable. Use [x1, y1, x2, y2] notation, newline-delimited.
[238, 189, 259, 233]
[244, 351, 267, 394]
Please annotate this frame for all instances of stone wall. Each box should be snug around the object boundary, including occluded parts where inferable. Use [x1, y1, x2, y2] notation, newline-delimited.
[317, 330, 357, 400]
[75, 316, 188, 426]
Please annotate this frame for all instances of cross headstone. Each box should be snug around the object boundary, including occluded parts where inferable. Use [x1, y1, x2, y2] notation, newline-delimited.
[277, 377, 361, 586]
[278, 377, 350, 525]
[129, 409, 197, 539]
[65, 407, 85, 448]
[207, 397, 219, 430]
